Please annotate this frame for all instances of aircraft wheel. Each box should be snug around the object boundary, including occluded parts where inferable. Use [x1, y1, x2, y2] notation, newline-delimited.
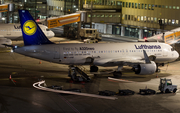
[90, 66, 98, 72]
[165, 89, 169, 93]
[113, 71, 122, 78]
[173, 88, 177, 93]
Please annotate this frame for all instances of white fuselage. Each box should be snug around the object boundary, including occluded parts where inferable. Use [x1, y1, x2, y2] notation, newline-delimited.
[14, 42, 179, 66]
[0, 24, 55, 40]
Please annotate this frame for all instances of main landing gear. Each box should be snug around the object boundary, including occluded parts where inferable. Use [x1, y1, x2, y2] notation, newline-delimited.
[113, 66, 123, 78]
[113, 71, 122, 78]
[90, 65, 98, 72]
[156, 63, 164, 72]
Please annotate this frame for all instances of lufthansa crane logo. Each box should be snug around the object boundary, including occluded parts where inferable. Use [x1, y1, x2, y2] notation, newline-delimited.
[23, 20, 37, 35]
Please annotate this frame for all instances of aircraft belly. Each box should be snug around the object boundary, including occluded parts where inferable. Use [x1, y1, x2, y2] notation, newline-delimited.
[155, 57, 176, 63]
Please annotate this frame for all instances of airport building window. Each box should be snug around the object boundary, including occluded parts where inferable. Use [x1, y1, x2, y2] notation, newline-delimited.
[158, 5, 161, 8]
[123, 2, 125, 7]
[151, 17, 153, 23]
[128, 15, 130, 20]
[169, 6, 172, 9]
[113, 15, 116, 17]
[112, 25, 121, 35]
[148, 17, 150, 22]
[177, 6, 179, 9]
[165, 19, 168, 24]
[158, 18, 161, 24]
[141, 16, 143, 21]
[144, 16, 147, 22]
[122, 14, 125, 20]
[162, 19, 164, 24]
[134, 16, 137, 21]
[141, 4, 144, 9]
[131, 15, 134, 20]
[138, 3, 140, 9]
[117, 1, 121, 6]
[155, 5, 157, 7]
[165, 6, 168, 8]
[92, 14, 96, 17]
[132, 3, 134, 8]
[172, 19, 175, 24]
[173, 6, 176, 9]
[129, 2, 131, 8]
[97, 15, 100, 17]
[137, 16, 140, 21]
[101, 15, 104, 17]
[152, 5, 154, 10]
[176, 20, 179, 25]
[145, 4, 147, 9]
[109, 15, 112, 17]
[105, 14, 108, 17]
[88, 14, 91, 17]
[148, 4, 151, 10]
[135, 3, 137, 8]
[125, 27, 139, 38]
[154, 17, 157, 23]
[126, 2, 128, 7]
[168, 19, 171, 25]
[125, 15, 127, 20]
[162, 5, 165, 8]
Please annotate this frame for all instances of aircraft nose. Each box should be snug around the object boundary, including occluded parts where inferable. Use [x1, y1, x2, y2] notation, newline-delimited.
[51, 31, 55, 37]
[174, 51, 179, 59]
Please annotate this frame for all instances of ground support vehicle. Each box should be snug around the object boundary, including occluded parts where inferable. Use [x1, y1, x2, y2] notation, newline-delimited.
[79, 28, 102, 43]
[159, 78, 177, 93]
[139, 89, 156, 95]
[118, 89, 135, 95]
[98, 90, 116, 96]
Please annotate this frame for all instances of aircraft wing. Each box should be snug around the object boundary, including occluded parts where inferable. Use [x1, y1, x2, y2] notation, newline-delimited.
[94, 56, 145, 67]
[94, 50, 150, 66]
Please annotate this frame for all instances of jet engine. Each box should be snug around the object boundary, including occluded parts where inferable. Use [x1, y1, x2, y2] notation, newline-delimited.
[0, 38, 12, 48]
[133, 61, 157, 75]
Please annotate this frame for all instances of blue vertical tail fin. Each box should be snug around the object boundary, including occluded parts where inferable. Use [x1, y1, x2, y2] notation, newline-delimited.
[18, 10, 54, 46]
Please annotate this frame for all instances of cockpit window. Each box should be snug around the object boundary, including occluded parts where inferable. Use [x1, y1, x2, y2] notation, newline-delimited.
[171, 48, 175, 51]
[46, 29, 50, 31]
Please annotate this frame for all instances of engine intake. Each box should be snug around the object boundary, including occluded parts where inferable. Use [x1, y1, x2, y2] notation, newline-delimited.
[133, 61, 157, 75]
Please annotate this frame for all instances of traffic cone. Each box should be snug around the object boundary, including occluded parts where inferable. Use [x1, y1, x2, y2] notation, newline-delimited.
[9, 75, 11, 80]
[156, 74, 158, 78]
[39, 61, 42, 64]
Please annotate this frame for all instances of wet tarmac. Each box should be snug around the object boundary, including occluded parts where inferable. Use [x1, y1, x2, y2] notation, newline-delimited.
[0, 38, 180, 113]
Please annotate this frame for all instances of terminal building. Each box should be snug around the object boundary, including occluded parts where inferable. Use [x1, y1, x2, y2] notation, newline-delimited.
[0, 0, 180, 39]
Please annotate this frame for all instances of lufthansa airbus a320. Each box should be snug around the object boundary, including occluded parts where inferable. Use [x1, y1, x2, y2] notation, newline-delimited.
[9, 10, 179, 78]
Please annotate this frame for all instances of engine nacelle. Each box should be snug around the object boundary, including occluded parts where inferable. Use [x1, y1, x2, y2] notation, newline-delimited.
[0, 38, 12, 48]
[133, 61, 157, 75]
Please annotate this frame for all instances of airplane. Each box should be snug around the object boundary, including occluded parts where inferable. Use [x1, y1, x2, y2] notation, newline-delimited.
[0, 23, 55, 47]
[9, 10, 179, 78]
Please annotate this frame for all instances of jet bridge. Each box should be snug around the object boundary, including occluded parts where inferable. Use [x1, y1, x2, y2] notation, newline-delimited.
[46, 11, 87, 29]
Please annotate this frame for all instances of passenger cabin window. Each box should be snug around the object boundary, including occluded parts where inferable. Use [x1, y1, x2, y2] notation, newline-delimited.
[46, 29, 50, 31]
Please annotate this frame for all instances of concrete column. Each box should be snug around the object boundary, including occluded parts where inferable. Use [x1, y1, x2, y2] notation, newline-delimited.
[77, 22, 81, 39]
[121, 26, 125, 36]
[103, 24, 107, 34]
[139, 29, 143, 39]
